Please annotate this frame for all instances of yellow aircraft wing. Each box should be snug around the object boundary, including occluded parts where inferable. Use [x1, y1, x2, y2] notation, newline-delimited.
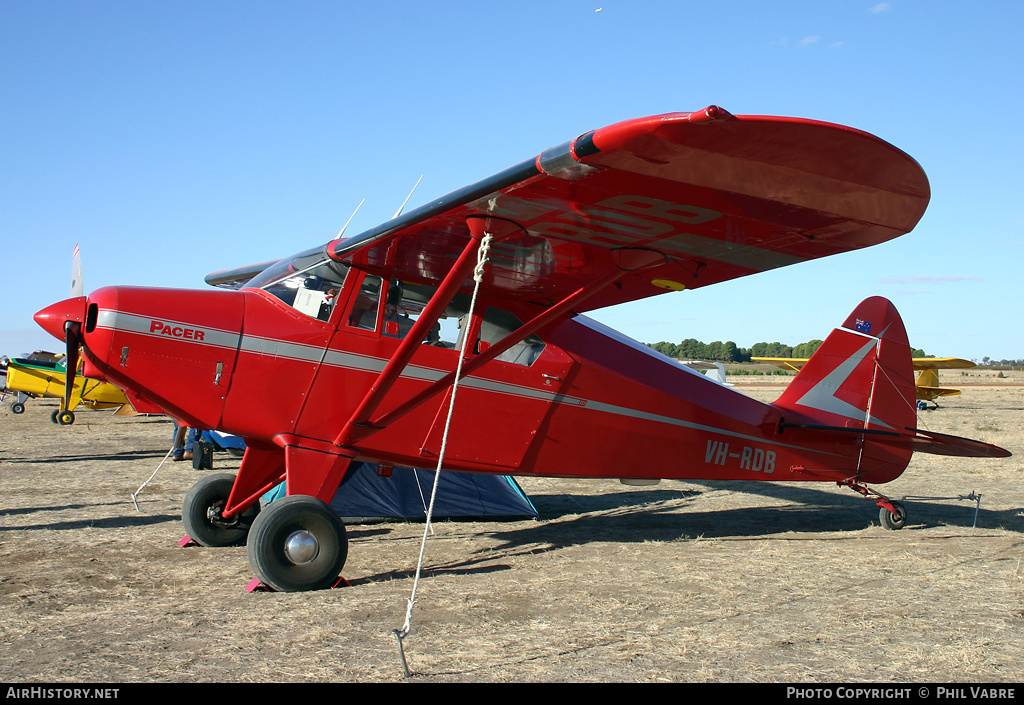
[753, 356, 975, 404]
[911, 357, 975, 371]
[751, 357, 806, 372]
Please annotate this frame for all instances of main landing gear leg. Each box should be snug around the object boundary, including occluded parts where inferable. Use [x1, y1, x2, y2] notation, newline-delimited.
[837, 478, 907, 530]
[245, 442, 357, 592]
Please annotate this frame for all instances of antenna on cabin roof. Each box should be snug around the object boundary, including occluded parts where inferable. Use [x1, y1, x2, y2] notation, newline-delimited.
[393, 175, 423, 219]
[334, 198, 366, 240]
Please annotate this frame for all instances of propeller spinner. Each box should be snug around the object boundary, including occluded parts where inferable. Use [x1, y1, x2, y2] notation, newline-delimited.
[34, 296, 88, 424]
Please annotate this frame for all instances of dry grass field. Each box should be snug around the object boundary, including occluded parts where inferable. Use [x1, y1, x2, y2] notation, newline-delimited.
[1, 370, 1021, 683]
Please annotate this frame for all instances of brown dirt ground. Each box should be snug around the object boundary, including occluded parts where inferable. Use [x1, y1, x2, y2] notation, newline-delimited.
[1, 371, 1022, 683]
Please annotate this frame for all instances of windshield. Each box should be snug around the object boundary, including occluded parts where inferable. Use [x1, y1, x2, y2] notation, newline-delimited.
[245, 246, 351, 320]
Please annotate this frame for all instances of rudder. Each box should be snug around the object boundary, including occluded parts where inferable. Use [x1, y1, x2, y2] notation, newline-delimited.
[775, 297, 917, 482]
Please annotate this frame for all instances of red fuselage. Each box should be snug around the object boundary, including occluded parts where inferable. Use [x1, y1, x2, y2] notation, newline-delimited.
[39, 280, 888, 494]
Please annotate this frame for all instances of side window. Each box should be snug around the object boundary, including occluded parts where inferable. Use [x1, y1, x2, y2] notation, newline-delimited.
[339, 277, 544, 367]
[382, 281, 463, 347]
[347, 274, 384, 331]
[478, 307, 545, 366]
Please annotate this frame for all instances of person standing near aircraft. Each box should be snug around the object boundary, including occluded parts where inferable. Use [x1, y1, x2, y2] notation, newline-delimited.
[171, 420, 196, 462]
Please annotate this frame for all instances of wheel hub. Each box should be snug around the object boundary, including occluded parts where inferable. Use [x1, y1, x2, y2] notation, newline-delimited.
[283, 530, 320, 564]
[206, 502, 237, 528]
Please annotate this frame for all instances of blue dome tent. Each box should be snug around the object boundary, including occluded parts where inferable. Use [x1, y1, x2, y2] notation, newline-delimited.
[262, 462, 537, 523]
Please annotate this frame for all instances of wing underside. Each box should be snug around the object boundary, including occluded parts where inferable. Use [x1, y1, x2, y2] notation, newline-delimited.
[206, 260, 281, 290]
[323, 107, 930, 312]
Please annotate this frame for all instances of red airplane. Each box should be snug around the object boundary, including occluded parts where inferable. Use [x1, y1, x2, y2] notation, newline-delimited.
[35, 107, 1010, 592]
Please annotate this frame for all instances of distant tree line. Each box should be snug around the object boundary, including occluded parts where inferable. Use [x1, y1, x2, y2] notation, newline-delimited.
[647, 338, 929, 362]
[980, 357, 1024, 367]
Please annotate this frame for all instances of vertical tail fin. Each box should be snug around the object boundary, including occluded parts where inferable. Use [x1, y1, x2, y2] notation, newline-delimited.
[774, 297, 917, 482]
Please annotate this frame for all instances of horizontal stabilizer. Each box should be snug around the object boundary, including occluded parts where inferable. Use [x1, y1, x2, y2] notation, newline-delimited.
[916, 386, 961, 398]
[781, 421, 1010, 459]
[904, 427, 1010, 458]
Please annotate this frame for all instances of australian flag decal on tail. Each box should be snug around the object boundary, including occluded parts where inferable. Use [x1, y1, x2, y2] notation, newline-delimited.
[855, 318, 872, 334]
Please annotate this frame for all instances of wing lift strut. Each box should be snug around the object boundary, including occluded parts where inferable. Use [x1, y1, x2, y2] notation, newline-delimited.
[220, 218, 666, 521]
[336, 224, 666, 450]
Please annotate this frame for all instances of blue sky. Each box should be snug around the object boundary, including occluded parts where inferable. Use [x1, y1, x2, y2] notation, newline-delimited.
[2, 1, 1021, 361]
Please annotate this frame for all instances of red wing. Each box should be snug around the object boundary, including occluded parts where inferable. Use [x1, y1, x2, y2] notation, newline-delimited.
[330, 107, 930, 312]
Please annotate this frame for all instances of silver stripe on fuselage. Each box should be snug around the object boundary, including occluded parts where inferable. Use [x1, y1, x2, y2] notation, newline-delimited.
[97, 309, 843, 458]
[96, 310, 242, 351]
[239, 334, 329, 364]
[248, 334, 841, 457]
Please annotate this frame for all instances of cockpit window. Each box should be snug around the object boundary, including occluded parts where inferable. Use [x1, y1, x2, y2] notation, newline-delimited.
[245, 252, 547, 365]
[347, 274, 384, 331]
[245, 246, 350, 321]
[382, 281, 545, 365]
[384, 281, 466, 347]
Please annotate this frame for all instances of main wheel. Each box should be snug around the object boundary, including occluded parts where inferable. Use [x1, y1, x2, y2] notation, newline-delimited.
[181, 473, 259, 547]
[11, 402, 25, 414]
[247, 495, 348, 592]
[880, 501, 907, 530]
[51, 409, 61, 423]
[56, 410, 75, 425]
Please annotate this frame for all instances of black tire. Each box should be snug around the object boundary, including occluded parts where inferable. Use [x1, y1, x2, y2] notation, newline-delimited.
[11, 402, 25, 414]
[880, 501, 907, 530]
[56, 410, 75, 425]
[181, 473, 259, 547]
[247, 495, 348, 592]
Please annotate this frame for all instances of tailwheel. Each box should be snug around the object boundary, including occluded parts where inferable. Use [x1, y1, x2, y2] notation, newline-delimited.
[879, 501, 907, 531]
[182, 473, 259, 547]
[11, 402, 25, 414]
[837, 478, 908, 531]
[56, 409, 75, 425]
[247, 495, 348, 592]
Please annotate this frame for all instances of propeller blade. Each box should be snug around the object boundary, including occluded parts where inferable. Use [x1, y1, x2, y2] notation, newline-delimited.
[63, 321, 81, 413]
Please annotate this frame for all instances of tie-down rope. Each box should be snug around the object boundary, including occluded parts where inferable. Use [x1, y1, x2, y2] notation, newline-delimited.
[394, 233, 493, 676]
[132, 424, 187, 510]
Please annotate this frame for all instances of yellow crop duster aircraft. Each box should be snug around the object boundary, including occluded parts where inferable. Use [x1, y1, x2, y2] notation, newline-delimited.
[753, 356, 975, 408]
[3, 355, 136, 424]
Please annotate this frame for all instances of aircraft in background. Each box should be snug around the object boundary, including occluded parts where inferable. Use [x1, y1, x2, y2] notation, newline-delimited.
[679, 360, 731, 386]
[2, 351, 61, 412]
[34, 107, 1009, 591]
[909, 358, 976, 408]
[754, 356, 976, 408]
[3, 354, 137, 422]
